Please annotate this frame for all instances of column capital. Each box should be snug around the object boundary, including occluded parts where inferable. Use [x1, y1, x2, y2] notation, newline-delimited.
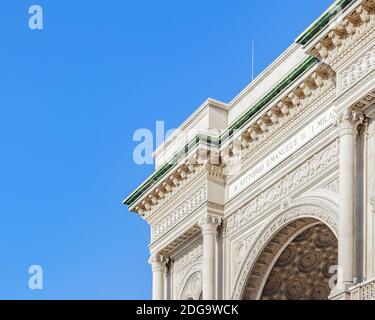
[149, 254, 167, 271]
[198, 215, 223, 235]
[335, 109, 365, 135]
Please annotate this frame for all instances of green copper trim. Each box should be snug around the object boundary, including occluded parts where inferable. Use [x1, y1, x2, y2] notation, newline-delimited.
[123, 134, 219, 206]
[218, 56, 318, 146]
[124, 56, 319, 208]
[296, 0, 355, 46]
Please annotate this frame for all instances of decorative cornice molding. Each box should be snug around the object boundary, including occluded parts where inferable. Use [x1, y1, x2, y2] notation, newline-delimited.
[296, 0, 356, 46]
[309, 0, 375, 70]
[124, 57, 320, 212]
[152, 186, 207, 242]
[222, 64, 336, 170]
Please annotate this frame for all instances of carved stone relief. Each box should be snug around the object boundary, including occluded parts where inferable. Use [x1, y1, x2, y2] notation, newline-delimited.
[180, 272, 203, 300]
[340, 44, 375, 93]
[173, 242, 203, 299]
[152, 186, 207, 241]
[232, 205, 338, 300]
[260, 224, 338, 300]
[226, 142, 339, 235]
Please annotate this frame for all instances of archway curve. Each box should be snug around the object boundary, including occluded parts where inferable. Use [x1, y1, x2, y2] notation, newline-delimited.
[231, 201, 338, 300]
[178, 263, 203, 300]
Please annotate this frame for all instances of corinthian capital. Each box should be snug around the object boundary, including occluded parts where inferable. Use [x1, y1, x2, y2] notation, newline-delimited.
[198, 215, 223, 235]
[149, 254, 167, 270]
[335, 109, 365, 134]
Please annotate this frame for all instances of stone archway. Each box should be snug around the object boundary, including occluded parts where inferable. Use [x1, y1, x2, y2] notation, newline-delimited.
[232, 204, 339, 300]
[180, 272, 203, 300]
[240, 219, 338, 300]
[260, 223, 337, 300]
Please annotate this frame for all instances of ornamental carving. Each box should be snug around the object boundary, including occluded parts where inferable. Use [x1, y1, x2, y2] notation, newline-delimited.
[180, 272, 203, 300]
[340, 44, 375, 93]
[173, 242, 203, 299]
[359, 280, 375, 300]
[371, 197, 375, 213]
[260, 224, 338, 301]
[198, 215, 223, 235]
[223, 65, 336, 174]
[310, 0, 375, 70]
[232, 235, 256, 279]
[152, 186, 207, 241]
[226, 142, 339, 235]
[232, 205, 338, 300]
[335, 109, 365, 133]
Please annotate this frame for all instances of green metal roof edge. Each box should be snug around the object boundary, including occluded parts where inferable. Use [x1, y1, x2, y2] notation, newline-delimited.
[124, 56, 319, 208]
[218, 56, 318, 146]
[296, 0, 355, 46]
[123, 133, 219, 206]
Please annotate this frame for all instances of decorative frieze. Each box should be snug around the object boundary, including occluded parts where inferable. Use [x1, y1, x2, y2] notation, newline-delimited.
[351, 278, 375, 300]
[152, 186, 207, 241]
[361, 281, 375, 300]
[340, 45, 375, 93]
[149, 254, 168, 271]
[229, 107, 336, 198]
[226, 142, 339, 235]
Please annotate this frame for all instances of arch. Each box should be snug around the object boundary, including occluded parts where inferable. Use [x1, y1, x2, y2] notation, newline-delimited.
[231, 201, 338, 300]
[179, 272, 202, 300]
[178, 263, 203, 300]
[260, 223, 337, 300]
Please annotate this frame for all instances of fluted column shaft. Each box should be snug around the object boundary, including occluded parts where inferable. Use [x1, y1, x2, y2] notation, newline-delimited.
[199, 216, 221, 300]
[336, 110, 364, 289]
[150, 255, 165, 300]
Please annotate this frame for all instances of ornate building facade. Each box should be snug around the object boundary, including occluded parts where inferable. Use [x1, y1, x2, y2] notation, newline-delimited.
[124, 0, 375, 300]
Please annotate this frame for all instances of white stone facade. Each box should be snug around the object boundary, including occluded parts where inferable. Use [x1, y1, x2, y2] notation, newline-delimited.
[124, 0, 375, 300]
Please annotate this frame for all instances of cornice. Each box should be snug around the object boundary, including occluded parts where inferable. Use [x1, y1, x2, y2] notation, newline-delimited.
[221, 64, 336, 167]
[307, 0, 375, 70]
[296, 0, 356, 46]
[153, 98, 227, 159]
[231, 75, 336, 182]
[124, 57, 320, 212]
[123, 0, 372, 216]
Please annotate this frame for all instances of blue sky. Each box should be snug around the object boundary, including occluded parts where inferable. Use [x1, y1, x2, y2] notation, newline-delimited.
[0, 0, 333, 299]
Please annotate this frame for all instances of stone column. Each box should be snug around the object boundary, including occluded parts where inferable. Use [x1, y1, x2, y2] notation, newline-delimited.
[149, 254, 166, 300]
[335, 110, 364, 292]
[199, 215, 222, 300]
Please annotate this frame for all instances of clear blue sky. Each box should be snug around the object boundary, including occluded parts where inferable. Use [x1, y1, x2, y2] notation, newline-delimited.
[0, 0, 333, 299]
